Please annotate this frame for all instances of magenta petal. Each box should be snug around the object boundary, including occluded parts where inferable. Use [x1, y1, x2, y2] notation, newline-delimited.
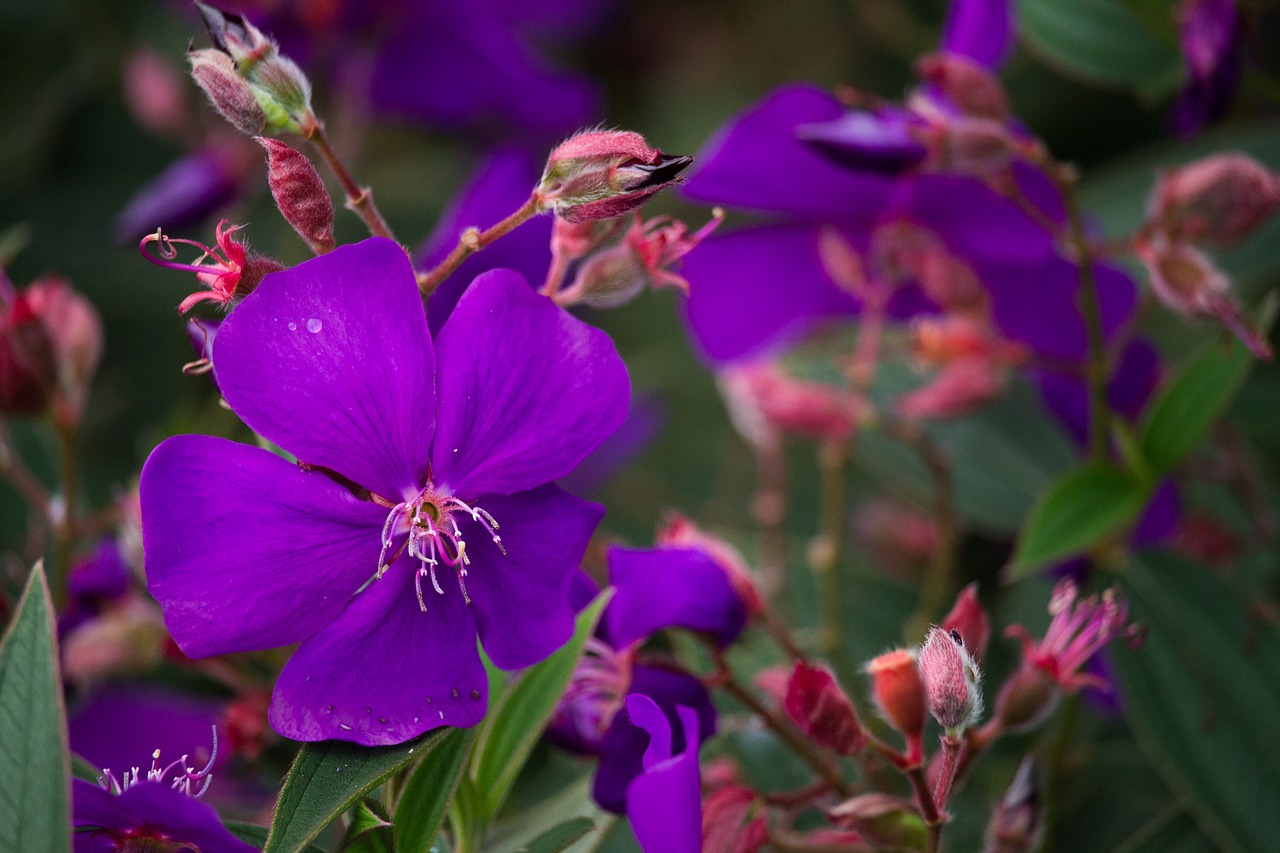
[684, 223, 859, 364]
[683, 85, 893, 222]
[214, 238, 436, 500]
[142, 435, 388, 657]
[462, 485, 604, 670]
[431, 269, 630, 498]
[624, 695, 703, 853]
[269, 567, 486, 745]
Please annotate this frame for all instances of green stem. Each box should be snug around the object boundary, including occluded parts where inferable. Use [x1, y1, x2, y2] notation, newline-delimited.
[417, 195, 542, 297]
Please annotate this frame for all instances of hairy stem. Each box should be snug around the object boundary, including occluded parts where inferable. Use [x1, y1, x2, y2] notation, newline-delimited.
[417, 195, 542, 296]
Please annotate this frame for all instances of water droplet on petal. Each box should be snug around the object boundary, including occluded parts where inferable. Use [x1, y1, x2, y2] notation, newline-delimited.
[306, 317, 322, 333]
[287, 321, 297, 331]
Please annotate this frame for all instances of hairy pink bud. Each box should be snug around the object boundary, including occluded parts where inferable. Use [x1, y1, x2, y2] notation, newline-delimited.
[919, 626, 983, 734]
[189, 48, 266, 135]
[257, 138, 335, 254]
[784, 662, 868, 756]
[1150, 152, 1280, 246]
[539, 128, 693, 223]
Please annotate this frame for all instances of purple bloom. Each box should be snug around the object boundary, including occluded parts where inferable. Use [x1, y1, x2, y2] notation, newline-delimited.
[604, 546, 747, 650]
[621, 693, 703, 853]
[941, 0, 1016, 69]
[74, 780, 257, 853]
[1173, 0, 1242, 135]
[115, 148, 241, 244]
[141, 238, 629, 744]
[59, 539, 131, 635]
[796, 107, 928, 175]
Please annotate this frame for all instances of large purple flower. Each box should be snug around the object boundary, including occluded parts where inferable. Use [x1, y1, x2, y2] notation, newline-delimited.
[74, 780, 257, 853]
[141, 238, 629, 744]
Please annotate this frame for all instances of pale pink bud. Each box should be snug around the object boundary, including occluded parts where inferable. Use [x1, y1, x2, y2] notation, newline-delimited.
[122, 48, 190, 137]
[931, 115, 1017, 177]
[829, 793, 928, 851]
[865, 649, 926, 760]
[657, 511, 765, 616]
[915, 52, 1011, 119]
[702, 785, 768, 853]
[898, 357, 1004, 420]
[941, 582, 990, 661]
[1150, 152, 1280, 246]
[189, 48, 266, 136]
[257, 138, 334, 254]
[784, 662, 868, 756]
[919, 626, 983, 734]
[539, 128, 693, 223]
[20, 277, 103, 424]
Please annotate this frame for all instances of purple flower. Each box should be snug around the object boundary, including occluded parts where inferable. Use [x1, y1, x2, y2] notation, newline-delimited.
[1173, 0, 1242, 135]
[58, 539, 131, 635]
[74, 780, 257, 853]
[141, 238, 629, 744]
[604, 546, 748, 650]
[941, 0, 1016, 69]
[114, 148, 242, 244]
[621, 693, 703, 853]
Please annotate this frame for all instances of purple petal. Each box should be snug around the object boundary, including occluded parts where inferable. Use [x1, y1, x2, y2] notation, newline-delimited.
[461, 485, 604, 670]
[431, 269, 630, 498]
[142, 435, 388, 657]
[416, 148, 554, 335]
[67, 539, 129, 603]
[683, 223, 859, 364]
[941, 0, 1016, 68]
[69, 685, 223, 781]
[623, 695, 703, 853]
[795, 109, 928, 174]
[114, 149, 239, 244]
[682, 85, 894, 222]
[558, 394, 664, 497]
[1132, 480, 1181, 546]
[214, 238, 436, 500]
[592, 665, 716, 813]
[1032, 337, 1162, 446]
[605, 546, 747, 649]
[74, 780, 256, 853]
[904, 175, 1056, 266]
[269, 565, 486, 745]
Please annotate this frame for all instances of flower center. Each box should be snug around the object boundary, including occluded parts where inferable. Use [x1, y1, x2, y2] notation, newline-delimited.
[97, 730, 217, 798]
[377, 484, 505, 611]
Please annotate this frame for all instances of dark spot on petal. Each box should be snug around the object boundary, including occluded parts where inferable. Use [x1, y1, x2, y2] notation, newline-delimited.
[379, 717, 387, 723]
[365, 707, 372, 714]
[451, 688, 459, 699]
[470, 690, 480, 700]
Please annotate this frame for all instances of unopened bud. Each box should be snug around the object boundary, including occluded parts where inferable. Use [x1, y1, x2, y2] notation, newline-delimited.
[702, 785, 768, 853]
[721, 361, 867, 442]
[915, 52, 1011, 119]
[941, 583, 990, 661]
[898, 357, 1004, 420]
[539, 129, 693, 223]
[993, 666, 1060, 734]
[195, 1, 313, 135]
[123, 48, 190, 136]
[10, 277, 104, 424]
[829, 793, 928, 852]
[984, 757, 1041, 853]
[257, 138, 334, 254]
[919, 627, 983, 734]
[865, 649, 926, 759]
[1150, 153, 1280, 246]
[189, 48, 266, 135]
[0, 289, 58, 415]
[563, 243, 648, 308]
[784, 662, 868, 756]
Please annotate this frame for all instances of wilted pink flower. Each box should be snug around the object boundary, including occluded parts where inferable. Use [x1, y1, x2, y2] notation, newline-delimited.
[1006, 580, 1138, 694]
[539, 128, 693, 223]
[141, 220, 284, 314]
[1149, 153, 1280, 246]
[898, 356, 1005, 420]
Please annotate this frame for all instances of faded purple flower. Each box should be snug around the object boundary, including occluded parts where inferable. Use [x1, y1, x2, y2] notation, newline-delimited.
[141, 238, 629, 744]
[621, 693, 703, 853]
[114, 148, 243, 244]
[1173, 0, 1242, 135]
[941, 0, 1016, 69]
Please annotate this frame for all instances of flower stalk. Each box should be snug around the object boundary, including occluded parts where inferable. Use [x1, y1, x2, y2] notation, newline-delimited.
[417, 194, 543, 296]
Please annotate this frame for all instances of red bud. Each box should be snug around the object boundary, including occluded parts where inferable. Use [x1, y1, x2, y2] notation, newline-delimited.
[702, 785, 768, 853]
[256, 138, 335, 254]
[865, 649, 926, 761]
[941, 582, 990, 661]
[784, 662, 868, 756]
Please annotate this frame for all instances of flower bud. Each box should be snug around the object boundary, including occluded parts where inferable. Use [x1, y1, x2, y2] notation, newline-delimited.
[194, 2, 313, 135]
[539, 129, 693, 223]
[919, 627, 983, 734]
[189, 48, 266, 136]
[930, 116, 1017, 177]
[984, 757, 1041, 853]
[1150, 153, 1280, 246]
[784, 662, 868, 756]
[256, 138, 335, 254]
[829, 793, 928, 852]
[122, 48, 190, 137]
[702, 785, 768, 853]
[865, 649, 926, 760]
[915, 52, 1011, 119]
[0, 287, 58, 415]
[993, 666, 1060, 734]
[221, 689, 273, 761]
[5, 277, 104, 424]
[941, 583, 990, 661]
[898, 357, 1004, 420]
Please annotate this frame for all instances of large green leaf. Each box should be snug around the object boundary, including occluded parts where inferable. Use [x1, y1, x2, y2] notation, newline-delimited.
[1018, 0, 1183, 101]
[1111, 553, 1280, 851]
[1009, 463, 1148, 575]
[393, 728, 474, 853]
[1139, 339, 1253, 475]
[0, 564, 70, 853]
[265, 728, 450, 853]
[469, 591, 612, 823]
[517, 817, 597, 853]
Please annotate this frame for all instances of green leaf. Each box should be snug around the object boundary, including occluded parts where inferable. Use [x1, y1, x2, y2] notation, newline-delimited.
[1018, 0, 1184, 101]
[393, 728, 474, 853]
[265, 728, 450, 853]
[1111, 553, 1280, 851]
[470, 591, 612, 823]
[71, 753, 100, 784]
[516, 817, 596, 853]
[1139, 340, 1253, 475]
[1009, 463, 1148, 575]
[0, 564, 70, 853]
[341, 799, 394, 853]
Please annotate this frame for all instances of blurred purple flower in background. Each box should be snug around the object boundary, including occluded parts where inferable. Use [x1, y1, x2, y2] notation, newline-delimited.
[621, 693, 704, 853]
[141, 238, 628, 744]
[1173, 0, 1242, 135]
